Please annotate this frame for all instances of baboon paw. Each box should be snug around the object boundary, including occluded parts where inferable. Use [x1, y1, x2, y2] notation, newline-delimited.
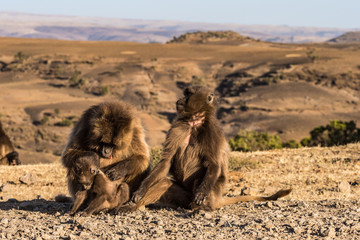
[113, 205, 137, 215]
[132, 191, 144, 203]
[194, 191, 208, 205]
[104, 169, 118, 180]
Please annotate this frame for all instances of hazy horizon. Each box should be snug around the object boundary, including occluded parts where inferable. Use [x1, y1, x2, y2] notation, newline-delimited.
[1, 0, 359, 29]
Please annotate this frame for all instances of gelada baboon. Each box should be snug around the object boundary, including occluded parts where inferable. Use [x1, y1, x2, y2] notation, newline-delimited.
[69, 151, 129, 216]
[0, 121, 20, 166]
[117, 86, 291, 212]
[62, 101, 150, 201]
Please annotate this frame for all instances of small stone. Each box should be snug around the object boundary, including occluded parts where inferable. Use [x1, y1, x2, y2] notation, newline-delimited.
[264, 222, 274, 231]
[0, 218, 9, 225]
[266, 201, 273, 208]
[203, 212, 212, 220]
[264, 187, 277, 195]
[19, 173, 36, 185]
[338, 181, 351, 193]
[327, 227, 336, 238]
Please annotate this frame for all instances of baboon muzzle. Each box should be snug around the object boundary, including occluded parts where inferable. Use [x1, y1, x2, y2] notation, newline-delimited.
[101, 145, 113, 159]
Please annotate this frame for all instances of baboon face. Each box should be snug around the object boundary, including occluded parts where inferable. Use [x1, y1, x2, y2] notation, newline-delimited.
[73, 154, 99, 190]
[88, 104, 134, 159]
[177, 86, 215, 127]
[6, 151, 20, 165]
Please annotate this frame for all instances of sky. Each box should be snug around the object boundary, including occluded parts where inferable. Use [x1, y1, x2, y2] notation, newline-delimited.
[1, 0, 359, 29]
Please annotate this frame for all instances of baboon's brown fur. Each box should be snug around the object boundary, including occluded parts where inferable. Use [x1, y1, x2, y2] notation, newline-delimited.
[117, 86, 291, 212]
[62, 101, 150, 203]
[0, 121, 20, 166]
[69, 151, 129, 215]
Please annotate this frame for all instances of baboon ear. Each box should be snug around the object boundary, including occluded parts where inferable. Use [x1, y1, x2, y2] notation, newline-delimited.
[184, 87, 195, 97]
[207, 94, 214, 104]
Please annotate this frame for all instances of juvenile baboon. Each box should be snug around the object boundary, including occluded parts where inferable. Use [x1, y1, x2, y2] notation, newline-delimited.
[62, 101, 150, 201]
[117, 86, 291, 212]
[0, 121, 20, 166]
[69, 151, 129, 215]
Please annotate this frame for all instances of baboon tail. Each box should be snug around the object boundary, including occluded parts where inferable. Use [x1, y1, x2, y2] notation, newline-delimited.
[221, 189, 292, 206]
[55, 194, 73, 203]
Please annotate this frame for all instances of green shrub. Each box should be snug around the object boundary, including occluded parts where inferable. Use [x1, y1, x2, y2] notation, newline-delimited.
[69, 70, 86, 87]
[229, 131, 283, 152]
[56, 119, 73, 127]
[14, 51, 28, 63]
[40, 116, 50, 125]
[301, 120, 360, 147]
[99, 86, 109, 96]
[282, 139, 301, 148]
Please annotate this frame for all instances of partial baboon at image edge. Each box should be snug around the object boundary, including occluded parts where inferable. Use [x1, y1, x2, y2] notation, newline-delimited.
[61, 101, 150, 210]
[117, 86, 291, 213]
[0, 121, 20, 166]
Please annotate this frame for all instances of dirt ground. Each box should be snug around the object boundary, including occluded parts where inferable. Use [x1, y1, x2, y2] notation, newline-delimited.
[0, 143, 359, 239]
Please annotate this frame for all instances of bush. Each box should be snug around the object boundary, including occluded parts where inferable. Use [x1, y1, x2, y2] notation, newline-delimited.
[69, 70, 87, 87]
[40, 116, 50, 125]
[301, 120, 360, 147]
[282, 139, 301, 148]
[99, 86, 109, 96]
[56, 119, 73, 127]
[14, 51, 28, 63]
[229, 131, 283, 152]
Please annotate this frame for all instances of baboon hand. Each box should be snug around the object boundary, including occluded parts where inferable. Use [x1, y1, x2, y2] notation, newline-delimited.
[104, 167, 125, 181]
[194, 190, 208, 205]
[132, 189, 145, 203]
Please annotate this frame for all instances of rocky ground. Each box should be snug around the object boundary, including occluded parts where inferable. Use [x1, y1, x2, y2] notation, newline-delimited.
[0, 143, 359, 239]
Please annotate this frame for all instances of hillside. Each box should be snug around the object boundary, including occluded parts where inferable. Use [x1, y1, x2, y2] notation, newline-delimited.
[328, 31, 360, 43]
[167, 31, 256, 45]
[0, 36, 360, 164]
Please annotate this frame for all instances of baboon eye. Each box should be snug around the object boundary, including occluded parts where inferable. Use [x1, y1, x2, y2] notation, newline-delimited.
[90, 168, 97, 174]
[207, 94, 214, 104]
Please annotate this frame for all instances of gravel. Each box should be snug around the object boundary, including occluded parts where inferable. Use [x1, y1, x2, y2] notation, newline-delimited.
[0, 199, 359, 239]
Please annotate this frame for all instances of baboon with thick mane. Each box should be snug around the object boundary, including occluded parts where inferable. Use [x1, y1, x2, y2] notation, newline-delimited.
[69, 151, 129, 216]
[62, 101, 150, 203]
[117, 86, 291, 212]
[0, 121, 20, 166]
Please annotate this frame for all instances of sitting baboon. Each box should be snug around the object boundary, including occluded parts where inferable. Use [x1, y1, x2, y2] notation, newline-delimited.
[62, 101, 150, 202]
[69, 151, 129, 216]
[0, 121, 20, 165]
[117, 86, 291, 212]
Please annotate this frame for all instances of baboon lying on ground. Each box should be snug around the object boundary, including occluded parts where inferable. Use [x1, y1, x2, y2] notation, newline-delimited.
[69, 151, 129, 216]
[61, 101, 150, 204]
[116, 86, 291, 213]
[0, 121, 20, 165]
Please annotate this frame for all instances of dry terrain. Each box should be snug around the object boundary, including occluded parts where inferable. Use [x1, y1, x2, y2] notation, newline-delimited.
[0, 144, 359, 239]
[0, 36, 360, 239]
[0, 36, 359, 164]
